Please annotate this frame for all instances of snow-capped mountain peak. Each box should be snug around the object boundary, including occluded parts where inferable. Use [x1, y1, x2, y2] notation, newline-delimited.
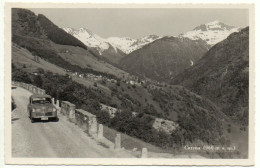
[180, 21, 240, 46]
[107, 35, 161, 54]
[63, 27, 110, 55]
[63, 28, 161, 55]
[206, 20, 222, 27]
[63, 21, 239, 56]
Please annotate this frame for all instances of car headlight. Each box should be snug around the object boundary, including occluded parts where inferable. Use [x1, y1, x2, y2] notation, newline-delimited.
[32, 108, 36, 112]
[53, 108, 57, 112]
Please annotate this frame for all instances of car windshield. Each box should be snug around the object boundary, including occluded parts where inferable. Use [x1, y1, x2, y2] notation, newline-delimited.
[32, 97, 52, 104]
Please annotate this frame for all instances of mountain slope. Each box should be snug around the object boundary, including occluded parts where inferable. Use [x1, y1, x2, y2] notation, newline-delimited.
[12, 8, 129, 78]
[179, 21, 240, 46]
[119, 36, 208, 82]
[12, 8, 88, 49]
[173, 27, 249, 125]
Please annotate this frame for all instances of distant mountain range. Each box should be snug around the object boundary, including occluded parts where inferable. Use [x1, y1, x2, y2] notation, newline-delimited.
[117, 21, 242, 81]
[63, 21, 240, 57]
[63, 27, 163, 63]
[63, 27, 162, 55]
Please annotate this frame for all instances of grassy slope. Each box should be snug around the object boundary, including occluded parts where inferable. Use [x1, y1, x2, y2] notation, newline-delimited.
[12, 43, 247, 158]
[52, 43, 130, 78]
[12, 44, 173, 155]
[12, 44, 158, 112]
[12, 44, 113, 95]
[12, 44, 66, 75]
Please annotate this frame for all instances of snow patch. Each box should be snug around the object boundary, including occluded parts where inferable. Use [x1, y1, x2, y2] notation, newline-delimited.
[179, 21, 240, 46]
[106, 35, 162, 54]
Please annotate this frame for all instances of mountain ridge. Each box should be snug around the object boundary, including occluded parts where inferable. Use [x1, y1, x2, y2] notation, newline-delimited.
[119, 36, 209, 82]
[179, 21, 241, 46]
[173, 27, 249, 125]
[63, 21, 240, 57]
[63, 27, 162, 55]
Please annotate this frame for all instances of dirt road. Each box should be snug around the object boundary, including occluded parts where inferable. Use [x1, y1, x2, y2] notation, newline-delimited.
[12, 86, 134, 158]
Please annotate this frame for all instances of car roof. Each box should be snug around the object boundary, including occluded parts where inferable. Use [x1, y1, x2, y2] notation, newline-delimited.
[30, 94, 52, 99]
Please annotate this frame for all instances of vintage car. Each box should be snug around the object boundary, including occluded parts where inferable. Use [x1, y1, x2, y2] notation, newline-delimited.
[27, 94, 58, 123]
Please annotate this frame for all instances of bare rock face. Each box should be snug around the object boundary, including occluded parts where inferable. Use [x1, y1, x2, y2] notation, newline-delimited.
[152, 118, 179, 134]
[100, 104, 119, 118]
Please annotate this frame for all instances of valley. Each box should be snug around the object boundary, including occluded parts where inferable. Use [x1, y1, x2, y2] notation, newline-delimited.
[11, 8, 249, 159]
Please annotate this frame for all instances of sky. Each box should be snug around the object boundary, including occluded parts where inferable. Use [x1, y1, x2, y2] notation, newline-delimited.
[29, 8, 249, 39]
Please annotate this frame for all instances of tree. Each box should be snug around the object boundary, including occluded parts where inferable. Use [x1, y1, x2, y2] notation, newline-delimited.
[116, 80, 120, 86]
[96, 110, 111, 126]
[12, 67, 31, 83]
[101, 79, 106, 85]
[33, 75, 43, 88]
[37, 68, 44, 74]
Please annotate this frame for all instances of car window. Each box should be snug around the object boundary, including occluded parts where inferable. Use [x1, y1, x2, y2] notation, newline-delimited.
[32, 97, 52, 104]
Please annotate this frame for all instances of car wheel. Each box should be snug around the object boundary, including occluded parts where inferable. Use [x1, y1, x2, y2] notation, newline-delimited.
[53, 117, 59, 122]
[31, 117, 35, 123]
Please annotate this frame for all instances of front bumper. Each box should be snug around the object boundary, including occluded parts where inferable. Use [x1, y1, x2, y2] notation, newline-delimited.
[31, 111, 57, 119]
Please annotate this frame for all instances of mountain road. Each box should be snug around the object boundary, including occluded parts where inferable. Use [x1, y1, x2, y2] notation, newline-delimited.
[11, 86, 135, 158]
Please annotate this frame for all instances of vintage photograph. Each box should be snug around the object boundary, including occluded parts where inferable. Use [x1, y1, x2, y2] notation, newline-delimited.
[5, 3, 254, 165]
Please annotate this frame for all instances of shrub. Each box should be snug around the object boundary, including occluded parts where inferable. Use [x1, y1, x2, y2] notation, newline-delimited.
[11, 97, 16, 111]
[116, 81, 120, 86]
[12, 64, 32, 83]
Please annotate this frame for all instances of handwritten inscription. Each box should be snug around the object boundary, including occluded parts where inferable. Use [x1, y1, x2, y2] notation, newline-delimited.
[184, 145, 236, 152]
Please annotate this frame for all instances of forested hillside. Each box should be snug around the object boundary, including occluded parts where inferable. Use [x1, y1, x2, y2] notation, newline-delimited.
[120, 36, 208, 82]
[173, 27, 249, 125]
[12, 8, 87, 49]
